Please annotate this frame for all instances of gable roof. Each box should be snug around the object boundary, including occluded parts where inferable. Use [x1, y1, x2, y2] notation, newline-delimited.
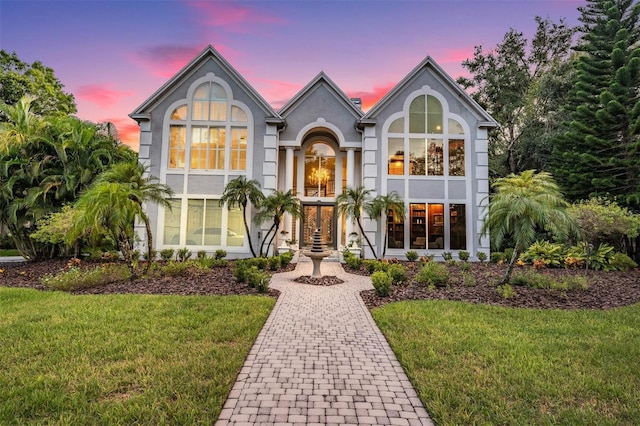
[278, 71, 364, 119]
[361, 56, 497, 128]
[130, 45, 282, 123]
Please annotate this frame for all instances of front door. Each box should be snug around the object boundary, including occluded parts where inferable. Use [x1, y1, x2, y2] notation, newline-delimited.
[302, 204, 335, 248]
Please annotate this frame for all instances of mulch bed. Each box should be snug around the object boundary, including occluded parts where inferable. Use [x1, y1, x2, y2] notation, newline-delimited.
[293, 275, 345, 286]
[2, 258, 639, 310]
[352, 262, 640, 310]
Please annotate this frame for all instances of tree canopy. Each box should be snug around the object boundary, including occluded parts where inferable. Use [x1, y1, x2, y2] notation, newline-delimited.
[0, 50, 76, 118]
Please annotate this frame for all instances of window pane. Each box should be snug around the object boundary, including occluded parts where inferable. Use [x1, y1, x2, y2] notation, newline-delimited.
[194, 84, 209, 100]
[192, 101, 209, 120]
[231, 106, 247, 122]
[409, 96, 425, 133]
[186, 199, 204, 245]
[410, 203, 426, 249]
[427, 95, 443, 134]
[210, 100, 227, 121]
[211, 83, 227, 100]
[428, 203, 445, 249]
[388, 138, 404, 175]
[169, 125, 185, 169]
[450, 204, 466, 250]
[427, 139, 444, 176]
[211, 128, 226, 169]
[389, 117, 404, 133]
[449, 118, 464, 134]
[449, 139, 465, 176]
[227, 208, 244, 246]
[409, 138, 425, 175]
[171, 105, 187, 120]
[191, 127, 208, 169]
[387, 210, 404, 249]
[163, 199, 182, 245]
[203, 201, 222, 245]
[231, 128, 247, 170]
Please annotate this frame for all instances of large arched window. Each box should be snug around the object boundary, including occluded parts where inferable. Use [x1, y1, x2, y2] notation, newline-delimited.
[387, 94, 466, 177]
[304, 143, 336, 197]
[166, 80, 249, 172]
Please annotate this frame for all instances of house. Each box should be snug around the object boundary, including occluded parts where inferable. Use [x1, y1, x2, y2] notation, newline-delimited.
[130, 45, 497, 260]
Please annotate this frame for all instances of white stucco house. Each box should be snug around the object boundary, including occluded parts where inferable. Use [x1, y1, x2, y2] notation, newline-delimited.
[130, 45, 497, 260]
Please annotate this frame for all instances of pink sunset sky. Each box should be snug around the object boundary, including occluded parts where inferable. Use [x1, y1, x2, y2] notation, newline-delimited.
[1, 0, 584, 150]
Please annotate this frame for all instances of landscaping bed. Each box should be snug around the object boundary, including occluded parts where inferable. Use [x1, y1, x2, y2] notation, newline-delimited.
[2, 258, 639, 310]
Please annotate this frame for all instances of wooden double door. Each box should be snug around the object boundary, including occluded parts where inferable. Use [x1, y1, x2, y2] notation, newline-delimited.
[302, 204, 336, 249]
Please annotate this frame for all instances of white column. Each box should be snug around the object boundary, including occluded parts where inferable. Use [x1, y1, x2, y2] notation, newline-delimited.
[345, 148, 356, 241]
[284, 147, 294, 239]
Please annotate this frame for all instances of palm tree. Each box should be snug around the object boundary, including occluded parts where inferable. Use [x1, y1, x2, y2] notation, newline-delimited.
[0, 95, 46, 153]
[96, 161, 173, 270]
[220, 176, 264, 257]
[254, 189, 301, 257]
[370, 191, 406, 259]
[481, 170, 579, 284]
[70, 181, 141, 277]
[336, 185, 377, 259]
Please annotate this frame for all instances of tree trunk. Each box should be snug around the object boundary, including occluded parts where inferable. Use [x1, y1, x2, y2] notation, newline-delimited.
[266, 220, 280, 257]
[142, 213, 153, 273]
[242, 204, 257, 257]
[357, 218, 378, 260]
[500, 249, 520, 285]
[260, 222, 277, 257]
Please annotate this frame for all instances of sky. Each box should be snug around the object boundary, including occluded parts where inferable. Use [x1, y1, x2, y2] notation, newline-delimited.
[1, 0, 585, 150]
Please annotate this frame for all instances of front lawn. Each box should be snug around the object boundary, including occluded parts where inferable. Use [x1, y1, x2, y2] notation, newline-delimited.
[0, 288, 274, 424]
[373, 300, 640, 425]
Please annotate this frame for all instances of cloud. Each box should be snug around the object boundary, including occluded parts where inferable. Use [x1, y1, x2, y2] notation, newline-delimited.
[347, 82, 397, 112]
[185, 1, 285, 33]
[252, 78, 302, 109]
[434, 47, 475, 64]
[129, 44, 206, 78]
[76, 84, 134, 109]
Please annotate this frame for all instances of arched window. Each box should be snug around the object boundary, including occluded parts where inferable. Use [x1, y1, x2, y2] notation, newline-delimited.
[387, 94, 465, 177]
[166, 80, 250, 172]
[304, 143, 336, 197]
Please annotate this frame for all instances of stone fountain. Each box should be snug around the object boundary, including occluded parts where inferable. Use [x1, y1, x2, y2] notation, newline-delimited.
[303, 228, 331, 278]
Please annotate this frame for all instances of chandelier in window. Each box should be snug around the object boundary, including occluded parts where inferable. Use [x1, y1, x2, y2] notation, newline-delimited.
[310, 167, 330, 185]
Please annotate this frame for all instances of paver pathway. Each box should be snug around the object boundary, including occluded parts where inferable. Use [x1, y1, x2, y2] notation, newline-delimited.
[216, 259, 434, 425]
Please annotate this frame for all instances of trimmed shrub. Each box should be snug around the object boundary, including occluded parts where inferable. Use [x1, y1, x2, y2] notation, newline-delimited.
[503, 248, 515, 262]
[371, 271, 392, 297]
[279, 251, 294, 268]
[233, 260, 249, 283]
[458, 250, 470, 261]
[363, 259, 385, 274]
[496, 284, 515, 299]
[246, 266, 270, 292]
[442, 252, 453, 261]
[197, 250, 208, 259]
[214, 249, 227, 260]
[415, 262, 449, 287]
[490, 252, 506, 264]
[477, 252, 488, 263]
[387, 263, 408, 285]
[460, 262, 471, 272]
[345, 255, 362, 270]
[177, 247, 192, 262]
[160, 248, 175, 262]
[520, 241, 566, 268]
[405, 250, 419, 262]
[143, 249, 158, 261]
[268, 256, 281, 271]
[462, 272, 476, 287]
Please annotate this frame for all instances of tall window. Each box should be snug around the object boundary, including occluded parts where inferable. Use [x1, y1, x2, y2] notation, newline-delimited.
[166, 80, 250, 172]
[387, 94, 466, 177]
[304, 143, 336, 197]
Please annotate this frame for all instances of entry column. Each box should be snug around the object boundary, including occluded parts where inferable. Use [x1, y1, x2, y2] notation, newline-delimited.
[283, 147, 295, 242]
[345, 147, 355, 240]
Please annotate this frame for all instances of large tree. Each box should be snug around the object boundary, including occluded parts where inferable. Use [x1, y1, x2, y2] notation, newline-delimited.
[458, 17, 575, 176]
[0, 96, 134, 259]
[0, 50, 76, 118]
[481, 170, 579, 284]
[551, 0, 640, 209]
[220, 176, 264, 257]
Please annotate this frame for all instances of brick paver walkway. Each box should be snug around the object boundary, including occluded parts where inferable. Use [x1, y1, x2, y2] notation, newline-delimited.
[216, 258, 434, 425]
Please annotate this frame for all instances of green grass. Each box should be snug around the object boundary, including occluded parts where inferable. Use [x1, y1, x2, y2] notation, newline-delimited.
[373, 300, 640, 425]
[0, 248, 20, 256]
[0, 287, 275, 424]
